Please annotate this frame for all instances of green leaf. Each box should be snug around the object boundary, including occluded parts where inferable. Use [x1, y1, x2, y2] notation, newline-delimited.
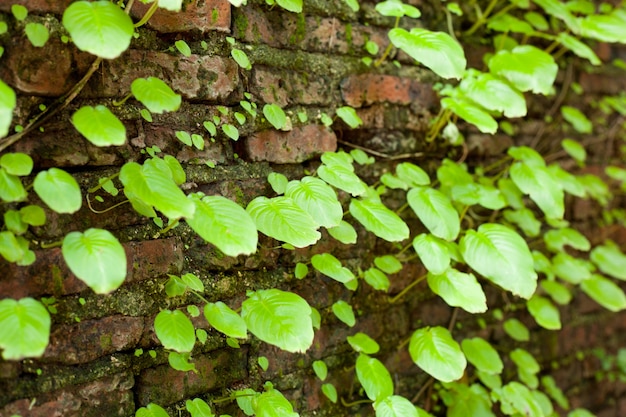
[204, 302, 247, 339]
[318, 164, 367, 196]
[332, 300, 356, 327]
[186, 398, 215, 417]
[34, 168, 82, 213]
[0, 152, 33, 176]
[158, 0, 182, 11]
[409, 187, 460, 241]
[175, 40, 191, 57]
[268, 172, 288, 195]
[389, 28, 466, 79]
[347, 332, 380, 354]
[413, 234, 451, 275]
[131, 77, 181, 114]
[168, 351, 197, 372]
[580, 275, 626, 312]
[275, 0, 302, 13]
[552, 252, 592, 284]
[285, 177, 342, 228]
[312, 360, 328, 380]
[0, 168, 26, 202]
[503, 208, 541, 237]
[396, 162, 430, 187]
[568, 409, 596, 417]
[591, 242, 626, 280]
[461, 337, 503, 375]
[561, 106, 592, 133]
[25, 22, 49, 47]
[0, 80, 16, 138]
[409, 326, 466, 382]
[294, 262, 308, 279]
[165, 275, 187, 297]
[231, 48, 252, 70]
[488, 45, 558, 95]
[510, 161, 564, 219]
[263, 103, 287, 130]
[579, 11, 626, 43]
[222, 123, 240, 141]
[0, 298, 50, 360]
[241, 289, 314, 353]
[0, 231, 24, 262]
[510, 348, 540, 375]
[176, 131, 192, 146]
[364, 268, 390, 291]
[557, 33, 600, 65]
[374, 395, 419, 417]
[20, 205, 46, 226]
[428, 269, 487, 313]
[503, 318, 529, 342]
[487, 13, 534, 34]
[311, 253, 355, 284]
[445, 383, 494, 417]
[544, 227, 590, 252]
[187, 195, 257, 256]
[336, 106, 363, 128]
[62, 228, 127, 294]
[321, 383, 338, 403]
[11, 4, 28, 20]
[527, 295, 561, 330]
[540, 280, 572, 305]
[235, 388, 258, 416]
[328, 221, 358, 244]
[375, 0, 421, 18]
[459, 71, 527, 118]
[356, 353, 394, 401]
[247, 196, 320, 248]
[441, 96, 498, 134]
[350, 198, 410, 242]
[542, 376, 570, 410]
[500, 382, 544, 416]
[154, 309, 196, 352]
[136, 403, 170, 417]
[374, 255, 403, 274]
[72, 105, 126, 146]
[62, 0, 134, 59]
[460, 223, 537, 298]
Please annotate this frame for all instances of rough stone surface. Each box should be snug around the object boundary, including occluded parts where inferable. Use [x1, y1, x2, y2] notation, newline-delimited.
[341, 74, 436, 108]
[245, 125, 337, 163]
[130, 0, 231, 33]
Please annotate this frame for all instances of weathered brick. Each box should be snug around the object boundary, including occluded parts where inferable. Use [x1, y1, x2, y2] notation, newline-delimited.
[43, 316, 144, 365]
[0, 238, 183, 298]
[341, 74, 436, 108]
[251, 66, 335, 107]
[0, 0, 71, 15]
[130, 0, 231, 33]
[245, 125, 337, 163]
[135, 347, 248, 406]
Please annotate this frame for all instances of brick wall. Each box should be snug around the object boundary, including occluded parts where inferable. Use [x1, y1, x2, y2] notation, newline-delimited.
[1, 1, 626, 416]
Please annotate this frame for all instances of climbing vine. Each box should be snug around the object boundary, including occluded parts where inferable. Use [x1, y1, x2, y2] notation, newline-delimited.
[1, 0, 626, 416]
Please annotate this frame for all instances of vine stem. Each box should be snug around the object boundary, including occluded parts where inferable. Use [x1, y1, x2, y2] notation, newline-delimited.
[389, 273, 427, 304]
[374, 16, 400, 68]
[463, 0, 499, 37]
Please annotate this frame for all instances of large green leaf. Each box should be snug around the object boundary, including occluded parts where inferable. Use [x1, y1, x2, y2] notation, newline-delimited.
[409, 326, 466, 382]
[590, 241, 626, 280]
[131, 77, 182, 114]
[0, 152, 33, 176]
[254, 389, 299, 417]
[187, 195, 257, 256]
[374, 395, 419, 417]
[241, 289, 314, 353]
[349, 198, 410, 242]
[311, 253, 355, 284]
[461, 337, 503, 375]
[527, 295, 561, 330]
[441, 97, 498, 134]
[460, 223, 537, 299]
[62, 0, 134, 59]
[62, 228, 127, 294]
[459, 72, 527, 118]
[327, 221, 358, 244]
[395, 162, 430, 187]
[154, 309, 196, 353]
[318, 164, 367, 196]
[356, 353, 394, 401]
[544, 227, 590, 252]
[0, 298, 50, 360]
[427, 269, 487, 313]
[246, 196, 320, 248]
[389, 28, 466, 79]
[0, 79, 16, 138]
[579, 11, 626, 43]
[488, 45, 558, 95]
[580, 275, 626, 312]
[263, 104, 287, 130]
[33, 168, 82, 214]
[71, 105, 126, 146]
[407, 187, 460, 241]
[204, 302, 247, 339]
[285, 177, 342, 228]
[510, 161, 564, 219]
[0, 168, 27, 202]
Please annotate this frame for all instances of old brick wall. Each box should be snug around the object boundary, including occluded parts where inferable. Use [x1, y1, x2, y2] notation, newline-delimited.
[0, 0, 625, 416]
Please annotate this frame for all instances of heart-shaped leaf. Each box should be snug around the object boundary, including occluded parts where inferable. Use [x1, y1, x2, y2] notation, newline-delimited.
[318, 164, 367, 196]
[441, 97, 498, 134]
[409, 326, 466, 382]
[0, 168, 27, 202]
[407, 187, 460, 241]
[154, 309, 196, 353]
[374, 395, 419, 417]
[285, 177, 343, 228]
[350, 198, 410, 242]
[263, 103, 287, 130]
[131, 77, 181, 114]
[510, 161, 564, 219]
[0, 298, 50, 360]
[72, 105, 126, 146]
[488, 45, 557, 95]
[347, 332, 380, 354]
[428, 269, 487, 313]
[527, 295, 561, 330]
[461, 337, 503, 375]
[375, 0, 421, 18]
[460, 72, 527, 118]
[0, 152, 33, 176]
[204, 302, 247, 339]
[412, 234, 451, 275]
[332, 300, 356, 327]
[356, 353, 394, 401]
[136, 403, 170, 417]
[34, 168, 82, 214]
[311, 253, 355, 284]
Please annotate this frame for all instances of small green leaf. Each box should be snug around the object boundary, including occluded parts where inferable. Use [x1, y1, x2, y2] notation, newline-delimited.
[263, 103, 287, 130]
[258, 356, 269, 371]
[176, 131, 192, 146]
[0, 152, 33, 176]
[544, 227, 590, 252]
[131, 77, 181, 114]
[396, 162, 430, 187]
[336, 106, 363, 128]
[34, 168, 82, 214]
[312, 360, 328, 380]
[268, 172, 288, 194]
[332, 300, 356, 327]
[347, 332, 380, 354]
[542, 376, 570, 410]
[62, 228, 127, 294]
[356, 353, 394, 401]
[222, 123, 239, 140]
[561, 106, 592, 133]
[285, 176, 343, 228]
[11, 4, 28, 20]
[552, 252, 592, 284]
[510, 161, 564, 219]
[0, 298, 50, 360]
[175, 40, 191, 57]
[488, 45, 558, 95]
[374, 255, 403, 274]
[459, 71, 527, 118]
[168, 351, 197, 372]
[350, 198, 409, 242]
[591, 241, 626, 280]
[62, 1, 134, 59]
[409, 187, 460, 241]
[557, 32, 600, 65]
[0, 168, 26, 202]
[441, 96, 498, 134]
[204, 302, 247, 339]
[19, 205, 46, 226]
[0, 80, 17, 138]
[154, 309, 196, 352]
[0, 231, 24, 262]
[231, 48, 252, 70]
[503, 318, 529, 341]
[389, 28, 466, 79]
[527, 295, 561, 330]
[413, 234, 451, 275]
[312, 253, 355, 284]
[327, 221, 358, 244]
[540, 280, 572, 305]
[294, 262, 309, 279]
[503, 208, 541, 237]
[321, 383, 338, 403]
[375, 0, 421, 18]
[409, 326, 466, 382]
[241, 289, 314, 353]
[25, 22, 49, 47]
[275, 0, 302, 13]
[500, 382, 543, 416]
[203, 120, 217, 136]
[136, 403, 170, 417]
[364, 267, 390, 291]
[72, 105, 126, 146]
[510, 348, 540, 375]
[461, 337, 503, 375]
[186, 398, 215, 417]
[428, 269, 487, 314]
[318, 164, 367, 196]
[581, 275, 626, 312]
[374, 395, 419, 417]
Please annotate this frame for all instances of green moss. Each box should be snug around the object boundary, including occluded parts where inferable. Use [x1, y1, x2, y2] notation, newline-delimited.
[51, 264, 64, 297]
[100, 334, 113, 349]
[234, 13, 249, 37]
[289, 13, 307, 45]
[345, 23, 353, 50]
[211, 8, 219, 23]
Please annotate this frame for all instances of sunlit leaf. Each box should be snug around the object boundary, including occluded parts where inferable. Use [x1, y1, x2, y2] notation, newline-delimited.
[328, 221, 358, 244]
[311, 253, 355, 284]
[441, 96, 498, 134]
[413, 234, 451, 275]
[460, 71, 527, 118]
[428, 269, 487, 313]
[527, 295, 561, 330]
[33, 168, 82, 214]
[461, 337, 503, 375]
[285, 177, 342, 228]
[409, 326, 466, 382]
[25, 22, 49, 47]
[356, 353, 394, 401]
[503, 318, 529, 342]
[0, 80, 16, 138]
[408, 187, 460, 241]
[375, 0, 421, 18]
[131, 77, 182, 114]
[168, 351, 197, 372]
[561, 106, 592, 133]
[136, 403, 170, 417]
[204, 302, 247, 339]
[0, 298, 50, 360]
[347, 332, 380, 354]
[186, 398, 215, 417]
[510, 161, 564, 219]
[154, 309, 196, 353]
[580, 275, 626, 312]
[263, 103, 287, 130]
[374, 395, 419, 417]
[336, 106, 363, 128]
[590, 241, 626, 281]
[488, 45, 557, 95]
[72, 105, 126, 146]
[364, 268, 390, 291]
[350, 198, 410, 242]
[318, 164, 367, 196]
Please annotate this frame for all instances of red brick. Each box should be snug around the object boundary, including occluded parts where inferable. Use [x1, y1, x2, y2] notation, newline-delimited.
[43, 316, 144, 365]
[0, 0, 71, 15]
[246, 125, 337, 163]
[341, 74, 436, 108]
[0, 238, 183, 298]
[130, 0, 231, 33]
[251, 67, 334, 107]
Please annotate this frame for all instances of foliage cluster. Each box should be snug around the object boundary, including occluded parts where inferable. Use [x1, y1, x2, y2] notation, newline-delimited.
[1, 0, 626, 416]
